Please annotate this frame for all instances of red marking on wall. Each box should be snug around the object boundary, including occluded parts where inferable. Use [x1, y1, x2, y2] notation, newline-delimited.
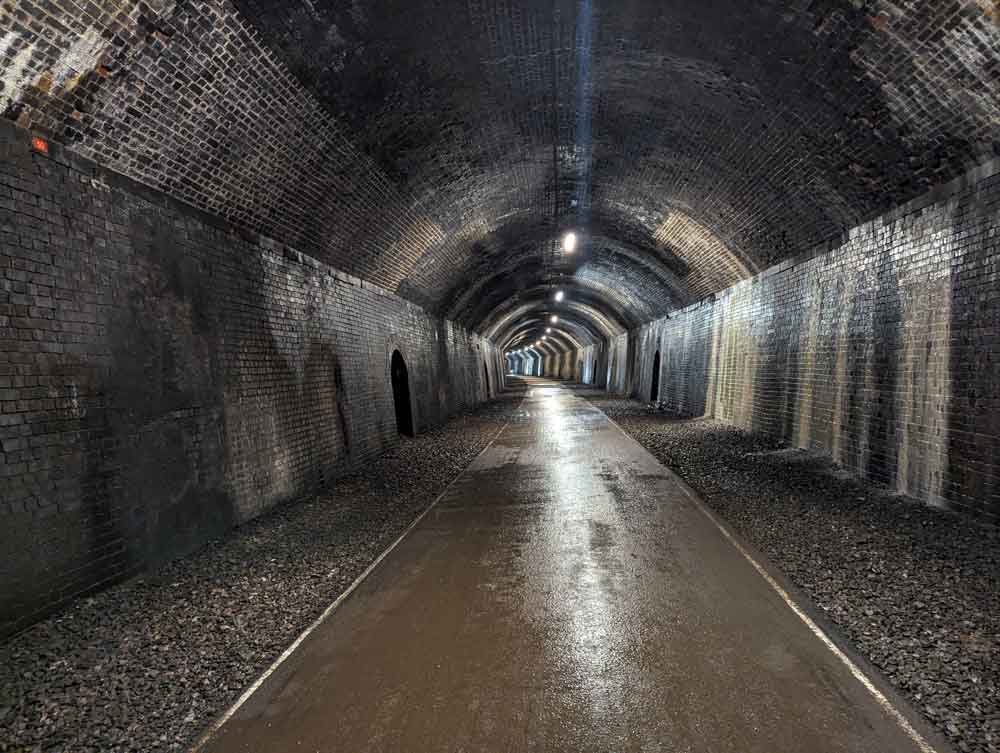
[30, 136, 49, 155]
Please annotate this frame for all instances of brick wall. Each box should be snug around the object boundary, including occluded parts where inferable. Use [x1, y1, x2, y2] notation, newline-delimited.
[0, 122, 500, 637]
[541, 351, 575, 381]
[551, 345, 601, 386]
[515, 333, 629, 391]
[605, 334, 629, 394]
[628, 160, 1000, 519]
[558, 335, 628, 393]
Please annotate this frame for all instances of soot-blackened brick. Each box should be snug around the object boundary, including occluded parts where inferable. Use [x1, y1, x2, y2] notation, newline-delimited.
[0, 124, 501, 637]
[2, 1, 997, 351]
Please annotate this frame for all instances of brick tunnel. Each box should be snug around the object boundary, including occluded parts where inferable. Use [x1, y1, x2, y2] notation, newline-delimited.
[0, 2, 998, 752]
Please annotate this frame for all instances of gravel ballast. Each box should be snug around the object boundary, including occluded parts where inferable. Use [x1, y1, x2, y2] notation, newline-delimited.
[583, 390, 999, 753]
[0, 389, 523, 753]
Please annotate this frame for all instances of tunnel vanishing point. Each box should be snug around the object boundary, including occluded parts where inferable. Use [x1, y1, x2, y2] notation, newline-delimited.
[1, 1, 999, 752]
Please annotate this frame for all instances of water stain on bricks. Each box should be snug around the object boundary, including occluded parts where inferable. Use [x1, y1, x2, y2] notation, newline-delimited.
[332, 355, 351, 455]
[0, 132, 500, 635]
[633, 172, 999, 521]
[946, 184, 1000, 514]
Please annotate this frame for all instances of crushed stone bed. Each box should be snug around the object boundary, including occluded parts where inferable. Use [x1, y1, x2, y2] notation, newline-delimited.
[0, 389, 523, 753]
[584, 391, 999, 753]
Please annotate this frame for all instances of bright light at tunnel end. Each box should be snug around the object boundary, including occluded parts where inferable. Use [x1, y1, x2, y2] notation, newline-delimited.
[563, 232, 577, 253]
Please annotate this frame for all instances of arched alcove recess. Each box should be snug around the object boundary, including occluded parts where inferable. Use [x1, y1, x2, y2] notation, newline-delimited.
[651, 351, 661, 403]
[390, 350, 414, 437]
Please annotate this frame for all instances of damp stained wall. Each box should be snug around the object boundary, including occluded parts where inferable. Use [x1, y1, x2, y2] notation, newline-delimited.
[627, 161, 1000, 519]
[0, 123, 501, 637]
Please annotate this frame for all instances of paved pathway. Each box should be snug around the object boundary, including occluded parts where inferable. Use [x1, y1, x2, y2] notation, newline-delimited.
[198, 379, 945, 753]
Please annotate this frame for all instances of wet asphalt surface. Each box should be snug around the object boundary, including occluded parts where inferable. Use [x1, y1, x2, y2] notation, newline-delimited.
[200, 379, 944, 753]
[583, 388, 999, 753]
[2, 379, 993, 753]
[0, 390, 522, 753]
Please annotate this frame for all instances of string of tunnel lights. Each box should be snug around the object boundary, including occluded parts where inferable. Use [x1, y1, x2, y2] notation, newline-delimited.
[505, 233, 577, 361]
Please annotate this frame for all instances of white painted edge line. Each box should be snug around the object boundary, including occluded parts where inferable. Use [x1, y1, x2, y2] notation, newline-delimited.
[688, 496, 939, 753]
[189, 398, 521, 752]
[594, 400, 942, 753]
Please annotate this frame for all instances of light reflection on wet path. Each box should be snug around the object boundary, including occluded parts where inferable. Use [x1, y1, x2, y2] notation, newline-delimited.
[202, 379, 939, 753]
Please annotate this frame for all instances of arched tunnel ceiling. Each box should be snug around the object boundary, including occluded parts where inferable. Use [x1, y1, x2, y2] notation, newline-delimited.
[485, 287, 631, 347]
[5, 1, 998, 343]
[499, 307, 611, 353]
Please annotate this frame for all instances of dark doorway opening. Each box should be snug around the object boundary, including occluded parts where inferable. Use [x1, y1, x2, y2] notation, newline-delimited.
[483, 360, 491, 397]
[592, 359, 597, 384]
[391, 350, 414, 436]
[650, 350, 661, 403]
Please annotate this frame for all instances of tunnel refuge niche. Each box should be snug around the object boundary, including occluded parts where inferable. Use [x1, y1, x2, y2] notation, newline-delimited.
[391, 350, 414, 437]
[651, 351, 661, 403]
[483, 360, 491, 398]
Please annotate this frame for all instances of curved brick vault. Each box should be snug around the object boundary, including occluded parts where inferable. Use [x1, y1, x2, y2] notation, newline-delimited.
[2, 0, 998, 352]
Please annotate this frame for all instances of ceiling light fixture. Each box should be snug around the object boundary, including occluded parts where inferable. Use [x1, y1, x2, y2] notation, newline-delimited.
[563, 232, 577, 253]
[554, 290, 564, 302]
[550, 315, 558, 324]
